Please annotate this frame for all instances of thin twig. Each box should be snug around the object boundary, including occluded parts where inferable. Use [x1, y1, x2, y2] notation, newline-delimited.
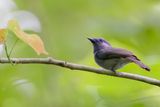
[0, 57, 159, 87]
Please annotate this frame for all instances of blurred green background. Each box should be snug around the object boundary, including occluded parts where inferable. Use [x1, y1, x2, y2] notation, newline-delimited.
[0, 0, 160, 107]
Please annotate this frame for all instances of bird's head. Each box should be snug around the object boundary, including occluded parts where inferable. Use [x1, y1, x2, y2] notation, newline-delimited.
[88, 38, 111, 47]
[88, 38, 111, 52]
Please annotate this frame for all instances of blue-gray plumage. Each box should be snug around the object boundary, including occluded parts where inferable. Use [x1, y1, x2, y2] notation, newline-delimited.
[88, 38, 150, 72]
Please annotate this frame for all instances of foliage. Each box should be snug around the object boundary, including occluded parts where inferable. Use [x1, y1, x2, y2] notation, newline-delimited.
[8, 20, 48, 55]
[0, 0, 159, 107]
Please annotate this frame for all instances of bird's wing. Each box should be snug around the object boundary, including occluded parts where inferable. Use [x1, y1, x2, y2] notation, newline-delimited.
[96, 48, 139, 60]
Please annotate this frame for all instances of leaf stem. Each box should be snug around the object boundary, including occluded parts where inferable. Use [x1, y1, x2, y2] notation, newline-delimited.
[4, 42, 13, 65]
[9, 39, 18, 57]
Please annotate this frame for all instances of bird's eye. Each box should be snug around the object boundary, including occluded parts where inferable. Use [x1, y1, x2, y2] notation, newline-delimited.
[99, 39, 103, 42]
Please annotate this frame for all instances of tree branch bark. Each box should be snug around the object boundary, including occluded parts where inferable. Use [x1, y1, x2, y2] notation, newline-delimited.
[0, 57, 159, 87]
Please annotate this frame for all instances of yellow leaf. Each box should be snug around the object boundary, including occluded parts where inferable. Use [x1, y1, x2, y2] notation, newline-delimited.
[8, 20, 48, 55]
[0, 29, 6, 44]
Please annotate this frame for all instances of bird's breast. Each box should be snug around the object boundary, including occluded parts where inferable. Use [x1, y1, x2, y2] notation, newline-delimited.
[95, 57, 130, 70]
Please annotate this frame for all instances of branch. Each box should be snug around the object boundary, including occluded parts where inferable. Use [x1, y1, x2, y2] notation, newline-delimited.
[0, 57, 159, 87]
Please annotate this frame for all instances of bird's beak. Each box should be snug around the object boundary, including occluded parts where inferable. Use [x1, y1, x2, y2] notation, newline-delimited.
[87, 38, 95, 44]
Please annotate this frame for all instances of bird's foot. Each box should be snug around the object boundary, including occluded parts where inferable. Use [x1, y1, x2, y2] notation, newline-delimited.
[111, 68, 116, 73]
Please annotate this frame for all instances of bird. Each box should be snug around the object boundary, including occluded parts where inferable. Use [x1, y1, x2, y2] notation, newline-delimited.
[88, 38, 150, 72]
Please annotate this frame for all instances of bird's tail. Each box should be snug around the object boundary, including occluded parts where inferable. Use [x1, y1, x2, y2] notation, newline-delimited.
[127, 57, 150, 71]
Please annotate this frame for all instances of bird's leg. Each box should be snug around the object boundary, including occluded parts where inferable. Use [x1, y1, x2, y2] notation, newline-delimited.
[111, 68, 116, 73]
[111, 64, 117, 73]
